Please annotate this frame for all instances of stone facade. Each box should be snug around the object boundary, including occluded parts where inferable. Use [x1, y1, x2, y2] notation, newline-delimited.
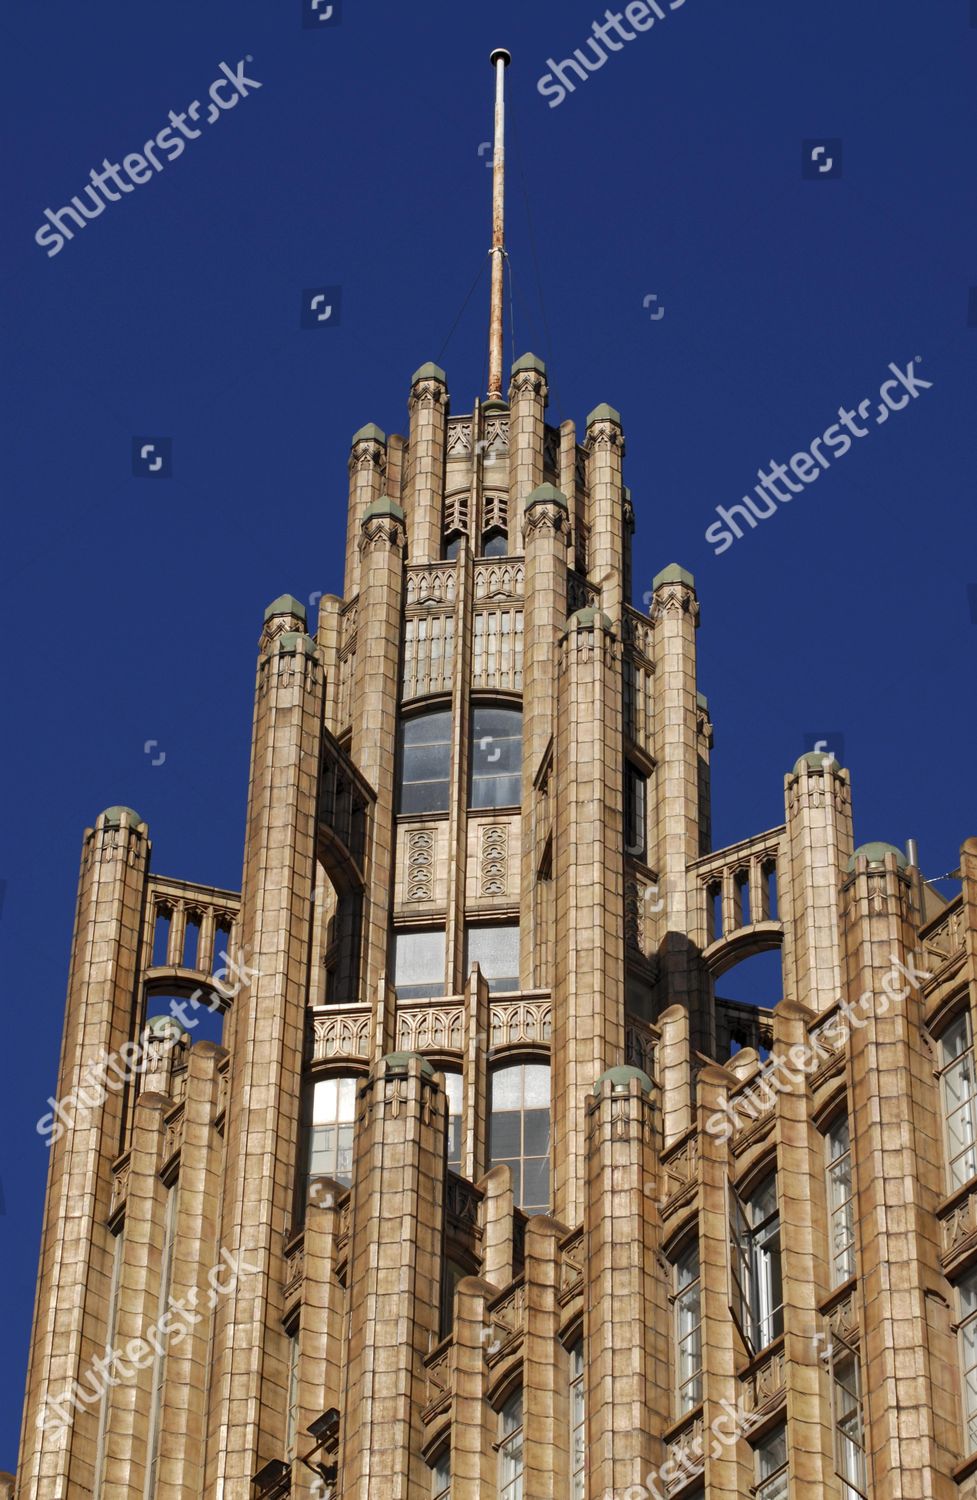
[12, 351, 977, 1500]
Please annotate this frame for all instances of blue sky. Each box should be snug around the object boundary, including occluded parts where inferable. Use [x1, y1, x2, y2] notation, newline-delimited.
[1, 0, 975, 1469]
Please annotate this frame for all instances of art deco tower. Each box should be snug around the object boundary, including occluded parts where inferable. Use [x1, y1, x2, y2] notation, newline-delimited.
[11, 50, 977, 1500]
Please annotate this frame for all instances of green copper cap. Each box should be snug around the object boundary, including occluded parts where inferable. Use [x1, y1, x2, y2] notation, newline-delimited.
[566, 607, 614, 631]
[411, 362, 446, 385]
[382, 1051, 436, 1078]
[793, 751, 842, 774]
[586, 402, 622, 427]
[593, 1065, 654, 1095]
[697, 692, 709, 711]
[145, 1013, 189, 1040]
[264, 595, 307, 625]
[846, 842, 908, 873]
[511, 352, 547, 375]
[362, 496, 406, 523]
[351, 423, 386, 445]
[652, 563, 695, 591]
[277, 632, 317, 657]
[100, 806, 142, 829]
[525, 482, 568, 510]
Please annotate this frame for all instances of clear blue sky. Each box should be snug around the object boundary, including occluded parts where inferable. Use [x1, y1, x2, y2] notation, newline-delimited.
[1, 0, 974, 1469]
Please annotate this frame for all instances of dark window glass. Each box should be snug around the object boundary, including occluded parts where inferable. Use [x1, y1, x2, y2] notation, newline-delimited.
[624, 764, 647, 860]
[481, 529, 508, 557]
[399, 710, 452, 814]
[471, 706, 522, 809]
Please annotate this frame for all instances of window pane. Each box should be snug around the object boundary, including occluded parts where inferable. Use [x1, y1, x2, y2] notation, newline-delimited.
[490, 1063, 551, 1215]
[466, 925, 520, 992]
[471, 707, 522, 810]
[444, 1071, 463, 1170]
[399, 711, 451, 814]
[393, 930, 445, 998]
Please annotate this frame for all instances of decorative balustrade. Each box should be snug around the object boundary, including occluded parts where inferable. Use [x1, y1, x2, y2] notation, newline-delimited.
[424, 1338, 453, 1420]
[490, 997, 551, 1050]
[405, 562, 458, 609]
[445, 1172, 482, 1232]
[659, 1129, 698, 1210]
[559, 1229, 584, 1306]
[665, 1415, 705, 1489]
[110, 1152, 131, 1219]
[283, 1234, 305, 1302]
[474, 560, 524, 603]
[309, 993, 553, 1065]
[692, 827, 784, 948]
[743, 1346, 786, 1414]
[396, 1004, 465, 1054]
[625, 1019, 657, 1079]
[310, 1008, 372, 1063]
[940, 1182, 977, 1265]
[920, 895, 966, 978]
[484, 1280, 526, 1365]
[144, 877, 241, 982]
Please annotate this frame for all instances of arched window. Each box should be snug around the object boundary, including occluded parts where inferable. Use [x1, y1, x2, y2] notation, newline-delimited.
[399, 709, 452, 815]
[489, 1061, 550, 1214]
[481, 527, 508, 557]
[498, 1389, 524, 1499]
[570, 1340, 585, 1498]
[937, 1009, 977, 1190]
[470, 705, 521, 809]
[307, 1076, 359, 1190]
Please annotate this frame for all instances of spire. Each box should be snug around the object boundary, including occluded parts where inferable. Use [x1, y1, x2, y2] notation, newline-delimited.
[487, 47, 511, 401]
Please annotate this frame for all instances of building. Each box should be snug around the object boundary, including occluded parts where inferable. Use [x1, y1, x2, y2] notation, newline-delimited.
[10, 52, 977, 1500]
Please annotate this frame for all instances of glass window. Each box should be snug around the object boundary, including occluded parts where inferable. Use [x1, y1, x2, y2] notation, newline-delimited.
[730, 1173, 783, 1353]
[309, 1076, 359, 1188]
[471, 706, 522, 809]
[755, 1422, 788, 1499]
[399, 710, 452, 815]
[444, 534, 463, 561]
[832, 1346, 867, 1497]
[826, 1115, 855, 1287]
[430, 1448, 451, 1500]
[392, 929, 446, 1000]
[465, 924, 520, 993]
[674, 1240, 702, 1415]
[939, 1011, 977, 1189]
[570, 1341, 585, 1499]
[285, 1330, 300, 1461]
[624, 764, 647, 860]
[489, 1062, 550, 1215]
[444, 1070, 463, 1172]
[481, 529, 508, 557]
[498, 1389, 524, 1500]
[959, 1267, 977, 1454]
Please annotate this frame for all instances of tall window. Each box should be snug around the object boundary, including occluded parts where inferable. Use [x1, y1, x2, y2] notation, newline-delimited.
[465, 924, 520, 993]
[285, 1329, 300, 1461]
[624, 764, 647, 860]
[832, 1345, 867, 1497]
[674, 1240, 703, 1414]
[430, 1448, 451, 1500]
[825, 1115, 855, 1286]
[470, 706, 521, 808]
[730, 1172, 783, 1353]
[145, 1184, 179, 1498]
[392, 929, 445, 1000]
[481, 528, 508, 557]
[498, 1389, 524, 1500]
[754, 1422, 788, 1499]
[938, 1010, 977, 1189]
[399, 710, 452, 814]
[444, 1070, 463, 1172]
[958, 1267, 977, 1453]
[570, 1340, 585, 1499]
[489, 1062, 550, 1214]
[308, 1076, 358, 1188]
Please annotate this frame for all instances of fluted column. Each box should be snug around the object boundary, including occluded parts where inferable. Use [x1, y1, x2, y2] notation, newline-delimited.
[553, 610, 625, 1226]
[584, 404, 625, 626]
[344, 424, 388, 599]
[206, 597, 323, 1495]
[781, 751, 854, 1013]
[339, 1054, 446, 1497]
[844, 845, 958, 1497]
[520, 483, 569, 989]
[405, 363, 448, 562]
[508, 354, 548, 553]
[584, 1068, 667, 1497]
[18, 806, 150, 1499]
[350, 498, 406, 1006]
